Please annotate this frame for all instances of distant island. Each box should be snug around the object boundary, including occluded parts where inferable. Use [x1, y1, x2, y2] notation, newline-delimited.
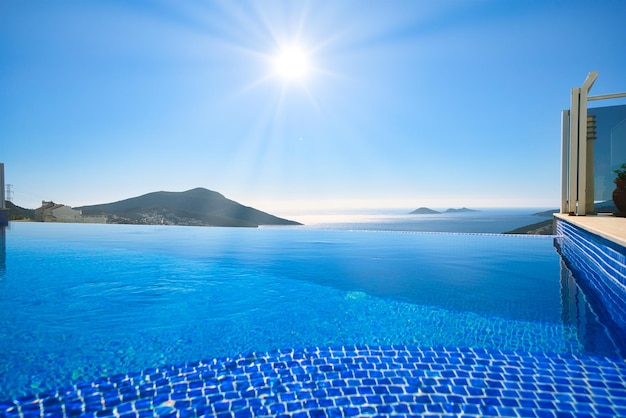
[7, 188, 301, 227]
[409, 207, 440, 214]
[409, 207, 479, 215]
[444, 207, 479, 213]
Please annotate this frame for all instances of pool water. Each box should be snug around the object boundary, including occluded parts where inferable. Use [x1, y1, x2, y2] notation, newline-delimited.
[0, 222, 623, 406]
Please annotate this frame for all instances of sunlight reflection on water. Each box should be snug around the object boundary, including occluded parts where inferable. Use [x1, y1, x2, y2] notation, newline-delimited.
[280, 208, 554, 234]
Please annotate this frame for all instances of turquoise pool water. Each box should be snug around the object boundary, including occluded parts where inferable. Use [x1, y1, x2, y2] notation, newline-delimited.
[0, 222, 622, 405]
[0, 220, 626, 417]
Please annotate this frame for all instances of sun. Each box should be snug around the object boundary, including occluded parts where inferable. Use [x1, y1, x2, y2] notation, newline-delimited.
[274, 46, 309, 80]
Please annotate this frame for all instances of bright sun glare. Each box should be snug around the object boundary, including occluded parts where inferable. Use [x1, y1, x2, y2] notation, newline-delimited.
[274, 46, 309, 80]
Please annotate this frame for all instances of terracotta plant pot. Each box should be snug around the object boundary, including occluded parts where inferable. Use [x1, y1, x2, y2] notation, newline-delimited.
[613, 179, 626, 217]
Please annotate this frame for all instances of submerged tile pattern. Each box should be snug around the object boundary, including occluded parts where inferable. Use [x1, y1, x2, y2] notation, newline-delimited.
[555, 218, 626, 351]
[1, 345, 625, 418]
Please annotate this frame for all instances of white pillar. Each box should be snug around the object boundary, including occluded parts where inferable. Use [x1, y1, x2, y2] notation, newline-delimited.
[566, 72, 598, 216]
[576, 71, 598, 216]
[568, 89, 580, 214]
[561, 110, 570, 214]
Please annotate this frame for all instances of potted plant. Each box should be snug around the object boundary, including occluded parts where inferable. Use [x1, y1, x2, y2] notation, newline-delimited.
[613, 163, 626, 217]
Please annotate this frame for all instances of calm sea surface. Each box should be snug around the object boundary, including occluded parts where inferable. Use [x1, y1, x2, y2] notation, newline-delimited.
[284, 208, 554, 233]
[1, 212, 619, 400]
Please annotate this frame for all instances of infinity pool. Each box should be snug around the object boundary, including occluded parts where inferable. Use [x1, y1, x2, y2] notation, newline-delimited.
[0, 223, 625, 416]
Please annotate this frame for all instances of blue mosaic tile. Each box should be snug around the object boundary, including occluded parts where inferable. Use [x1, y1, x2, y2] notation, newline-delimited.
[2, 345, 626, 418]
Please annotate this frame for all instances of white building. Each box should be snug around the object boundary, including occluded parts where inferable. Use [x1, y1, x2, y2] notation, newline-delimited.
[36, 201, 107, 223]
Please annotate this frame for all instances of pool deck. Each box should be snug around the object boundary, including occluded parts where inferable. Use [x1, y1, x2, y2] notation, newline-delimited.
[554, 213, 626, 248]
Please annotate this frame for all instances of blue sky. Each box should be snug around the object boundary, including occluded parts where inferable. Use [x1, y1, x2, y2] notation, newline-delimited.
[2, 0, 626, 215]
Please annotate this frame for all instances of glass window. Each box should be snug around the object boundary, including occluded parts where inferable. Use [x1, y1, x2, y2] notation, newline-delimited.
[590, 104, 626, 201]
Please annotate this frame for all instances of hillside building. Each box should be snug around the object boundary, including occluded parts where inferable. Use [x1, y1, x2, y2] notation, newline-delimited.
[35, 201, 107, 223]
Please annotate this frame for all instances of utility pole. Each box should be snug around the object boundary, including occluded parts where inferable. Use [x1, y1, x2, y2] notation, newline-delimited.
[0, 163, 8, 225]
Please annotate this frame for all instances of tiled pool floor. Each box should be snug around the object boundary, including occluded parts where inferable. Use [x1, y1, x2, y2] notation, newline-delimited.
[1, 345, 626, 418]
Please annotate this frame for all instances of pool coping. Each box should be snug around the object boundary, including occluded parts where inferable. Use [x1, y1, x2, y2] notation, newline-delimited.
[554, 213, 626, 249]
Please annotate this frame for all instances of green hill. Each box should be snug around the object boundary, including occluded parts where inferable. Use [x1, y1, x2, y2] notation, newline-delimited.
[76, 188, 301, 227]
[503, 219, 554, 235]
[6, 201, 35, 221]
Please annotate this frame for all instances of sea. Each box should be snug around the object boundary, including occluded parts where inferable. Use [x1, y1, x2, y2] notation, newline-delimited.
[279, 207, 555, 234]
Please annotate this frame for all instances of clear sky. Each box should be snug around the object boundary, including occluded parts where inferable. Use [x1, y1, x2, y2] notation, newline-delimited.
[2, 0, 626, 215]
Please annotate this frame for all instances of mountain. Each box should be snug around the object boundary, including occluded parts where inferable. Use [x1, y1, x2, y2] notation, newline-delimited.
[444, 207, 479, 213]
[532, 209, 559, 217]
[508, 201, 617, 235]
[409, 207, 440, 215]
[76, 188, 302, 227]
[504, 219, 554, 235]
